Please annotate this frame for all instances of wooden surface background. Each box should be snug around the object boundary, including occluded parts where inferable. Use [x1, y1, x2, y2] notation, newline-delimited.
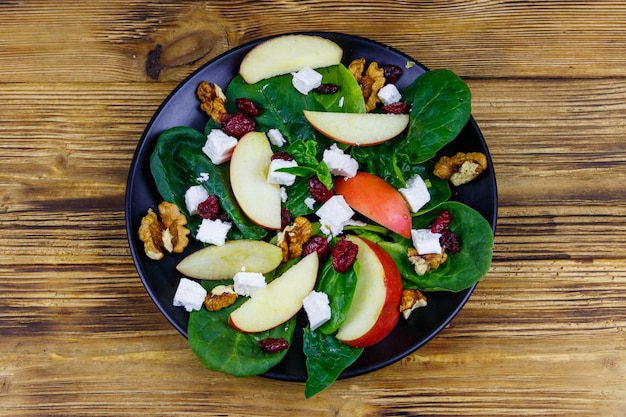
[1, 1, 625, 416]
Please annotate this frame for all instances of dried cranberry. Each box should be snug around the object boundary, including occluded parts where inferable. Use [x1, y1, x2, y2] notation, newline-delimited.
[271, 151, 294, 161]
[308, 176, 334, 203]
[382, 64, 403, 84]
[302, 235, 329, 258]
[440, 229, 460, 253]
[197, 195, 220, 220]
[431, 209, 453, 233]
[281, 207, 291, 230]
[382, 101, 410, 114]
[221, 113, 256, 138]
[235, 97, 260, 117]
[331, 237, 359, 272]
[314, 83, 339, 94]
[258, 337, 289, 353]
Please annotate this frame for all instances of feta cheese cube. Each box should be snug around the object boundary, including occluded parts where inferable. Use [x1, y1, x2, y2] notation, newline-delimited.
[322, 144, 358, 178]
[202, 129, 238, 165]
[399, 175, 431, 212]
[196, 218, 232, 246]
[377, 83, 402, 106]
[267, 158, 298, 186]
[233, 271, 266, 297]
[184, 185, 209, 216]
[267, 128, 286, 147]
[411, 229, 442, 255]
[316, 195, 355, 237]
[173, 278, 207, 312]
[292, 67, 322, 95]
[303, 291, 331, 331]
[304, 197, 316, 210]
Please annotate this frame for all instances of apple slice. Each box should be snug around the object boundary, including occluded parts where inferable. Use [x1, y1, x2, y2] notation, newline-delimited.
[334, 172, 412, 238]
[176, 240, 283, 280]
[239, 34, 343, 84]
[335, 235, 402, 348]
[303, 110, 409, 146]
[230, 131, 282, 230]
[229, 252, 319, 333]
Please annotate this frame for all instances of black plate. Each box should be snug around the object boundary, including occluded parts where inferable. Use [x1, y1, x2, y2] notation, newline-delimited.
[125, 32, 497, 382]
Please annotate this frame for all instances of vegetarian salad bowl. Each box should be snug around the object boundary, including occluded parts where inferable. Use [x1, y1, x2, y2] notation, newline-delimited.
[125, 32, 497, 397]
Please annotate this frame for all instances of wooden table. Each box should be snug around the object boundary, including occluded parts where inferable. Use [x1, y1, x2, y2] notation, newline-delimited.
[2, 1, 625, 415]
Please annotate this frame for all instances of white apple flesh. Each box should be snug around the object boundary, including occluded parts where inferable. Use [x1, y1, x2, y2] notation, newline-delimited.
[229, 131, 282, 230]
[239, 34, 343, 84]
[335, 235, 403, 348]
[303, 110, 410, 146]
[229, 252, 319, 333]
[176, 240, 283, 280]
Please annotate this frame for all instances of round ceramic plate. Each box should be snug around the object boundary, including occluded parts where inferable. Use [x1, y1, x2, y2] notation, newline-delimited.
[125, 32, 497, 382]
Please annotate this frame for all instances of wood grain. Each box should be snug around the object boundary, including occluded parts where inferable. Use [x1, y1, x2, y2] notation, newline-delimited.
[1, 1, 626, 416]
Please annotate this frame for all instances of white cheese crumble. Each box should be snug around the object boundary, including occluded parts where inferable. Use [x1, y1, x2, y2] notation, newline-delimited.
[233, 271, 267, 297]
[202, 129, 238, 165]
[316, 195, 355, 237]
[377, 83, 402, 106]
[280, 186, 288, 203]
[173, 278, 207, 312]
[184, 185, 209, 216]
[292, 67, 322, 95]
[322, 144, 358, 179]
[303, 291, 331, 331]
[196, 218, 232, 246]
[304, 197, 316, 210]
[411, 229, 442, 255]
[399, 175, 431, 212]
[196, 172, 210, 182]
[267, 158, 298, 186]
[267, 128, 286, 147]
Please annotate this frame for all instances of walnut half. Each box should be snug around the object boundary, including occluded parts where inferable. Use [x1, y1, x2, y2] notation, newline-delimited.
[277, 216, 313, 262]
[197, 81, 228, 124]
[400, 288, 427, 319]
[348, 58, 386, 112]
[204, 285, 238, 311]
[434, 152, 487, 186]
[407, 248, 448, 276]
[138, 201, 190, 260]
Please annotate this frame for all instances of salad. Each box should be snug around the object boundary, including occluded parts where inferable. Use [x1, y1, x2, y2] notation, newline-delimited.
[135, 34, 494, 398]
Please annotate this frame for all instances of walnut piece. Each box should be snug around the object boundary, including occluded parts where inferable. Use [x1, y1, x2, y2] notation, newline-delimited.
[400, 288, 427, 319]
[407, 248, 448, 276]
[138, 201, 190, 261]
[434, 152, 488, 186]
[277, 216, 313, 262]
[348, 58, 386, 112]
[204, 285, 238, 311]
[197, 81, 228, 124]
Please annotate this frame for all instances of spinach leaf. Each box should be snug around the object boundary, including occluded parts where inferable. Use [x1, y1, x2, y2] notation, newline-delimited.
[150, 126, 266, 240]
[188, 280, 296, 377]
[399, 69, 471, 163]
[316, 257, 358, 335]
[303, 327, 363, 398]
[312, 65, 366, 113]
[379, 201, 494, 292]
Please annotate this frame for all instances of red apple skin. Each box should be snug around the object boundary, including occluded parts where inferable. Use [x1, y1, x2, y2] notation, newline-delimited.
[334, 172, 412, 239]
[340, 236, 403, 348]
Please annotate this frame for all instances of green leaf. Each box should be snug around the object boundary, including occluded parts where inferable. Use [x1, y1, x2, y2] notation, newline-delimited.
[312, 65, 366, 113]
[188, 281, 296, 377]
[303, 327, 363, 398]
[400, 69, 471, 163]
[316, 257, 358, 334]
[379, 201, 494, 292]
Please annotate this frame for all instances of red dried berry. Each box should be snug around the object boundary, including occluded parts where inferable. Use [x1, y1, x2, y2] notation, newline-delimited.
[308, 176, 334, 203]
[197, 195, 220, 220]
[382, 101, 410, 114]
[440, 229, 460, 253]
[302, 235, 329, 258]
[271, 151, 294, 161]
[382, 64, 403, 84]
[431, 209, 453, 233]
[221, 113, 256, 138]
[258, 337, 289, 353]
[235, 97, 260, 117]
[281, 207, 291, 230]
[314, 83, 339, 94]
[331, 237, 359, 273]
